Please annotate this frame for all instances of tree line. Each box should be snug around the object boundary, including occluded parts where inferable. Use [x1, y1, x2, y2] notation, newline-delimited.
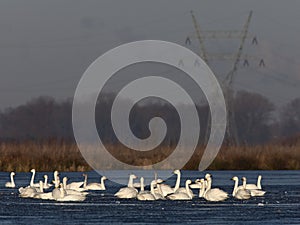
[0, 91, 299, 145]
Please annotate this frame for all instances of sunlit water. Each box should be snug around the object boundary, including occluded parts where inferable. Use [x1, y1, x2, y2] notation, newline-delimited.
[0, 170, 299, 224]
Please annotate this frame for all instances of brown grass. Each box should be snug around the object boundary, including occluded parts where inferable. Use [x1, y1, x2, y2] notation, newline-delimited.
[0, 140, 299, 172]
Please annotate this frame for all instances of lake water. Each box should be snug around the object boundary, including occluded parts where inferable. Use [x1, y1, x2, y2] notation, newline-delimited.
[0, 170, 299, 224]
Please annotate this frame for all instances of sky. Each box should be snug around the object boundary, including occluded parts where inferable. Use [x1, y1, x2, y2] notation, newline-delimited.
[0, 0, 299, 110]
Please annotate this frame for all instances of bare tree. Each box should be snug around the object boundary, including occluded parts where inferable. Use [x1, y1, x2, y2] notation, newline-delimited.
[280, 98, 300, 137]
[234, 91, 275, 145]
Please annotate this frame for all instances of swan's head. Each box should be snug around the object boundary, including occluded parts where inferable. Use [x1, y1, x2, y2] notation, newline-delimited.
[130, 174, 137, 179]
[186, 180, 192, 185]
[173, 169, 180, 174]
[205, 173, 211, 179]
[30, 169, 35, 173]
[54, 171, 59, 176]
[231, 176, 239, 181]
[44, 175, 48, 179]
[102, 176, 107, 180]
[82, 174, 87, 178]
[63, 177, 68, 182]
[156, 178, 164, 184]
[241, 177, 247, 182]
[258, 175, 262, 180]
[195, 179, 201, 183]
[11, 172, 15, 176]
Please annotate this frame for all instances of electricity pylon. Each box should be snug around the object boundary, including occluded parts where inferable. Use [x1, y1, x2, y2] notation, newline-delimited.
[187, 10, 263, 145]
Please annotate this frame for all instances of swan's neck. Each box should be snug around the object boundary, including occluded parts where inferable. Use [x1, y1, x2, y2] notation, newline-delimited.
[185, 181, 192, 199]
[233, 179, 238, 196]
[10, 173, 15, 186]
[242, 179, 247, 189]
[140, 178, 144, 192]
[174, 172, 181, 191]
[206, 178, 212, 190]
[101, 177, 106, 190]
[83, 175, 87, 188]
[204, 179, 211, 196]
[63, 179, 67, 190]
[128, 176, 134, 188]
[199, 184, 205, 198]
[54, 172, 60, 186]
[257, 176, 262, 189]
[30, 171, 35, 186]
[44, 176, 48, 186]
[150, 182, 155, 195]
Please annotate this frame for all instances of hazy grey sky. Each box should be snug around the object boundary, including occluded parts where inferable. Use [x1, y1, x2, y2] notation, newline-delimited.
[0, 0, 299, 109]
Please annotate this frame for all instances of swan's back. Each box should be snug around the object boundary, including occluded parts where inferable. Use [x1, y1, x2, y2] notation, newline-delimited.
[235, 189, 251, 200]
[249, 189, 266, 197]
[204, 188, 228, 202]
[115, 187, 138, 199]
[167, 192, 191, 200]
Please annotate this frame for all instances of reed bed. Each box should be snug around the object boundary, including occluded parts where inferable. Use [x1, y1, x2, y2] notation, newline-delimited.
[0, 140, 299, 172]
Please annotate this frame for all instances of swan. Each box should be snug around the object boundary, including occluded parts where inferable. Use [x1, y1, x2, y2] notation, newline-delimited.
[33, 181, 53, 200]
[167, 180, 193, 200]
[152, 179, 165, 200]
[43, 175, 53, 189]
[242, 177, 266, 197]
[84, 174, 107, 191]
[19, 186, 37, 198]
[137, 177, 155, 201]
[114, 174, 138, 199]
[62, 177, 89, 196]
[232, 176, 251, 200]
[52, 177, 61, 200]
[189, 179, 202, 189]
[5, 172, 16, 188]
[30, 169, 40, 187]
[201, 175, 228, 202]
[154, 169, 181, 197]
[52, 171, 60, 186]
[65, 175, 84, 190]
[245, 175, 263, 190]
[56, 184, 86, 202]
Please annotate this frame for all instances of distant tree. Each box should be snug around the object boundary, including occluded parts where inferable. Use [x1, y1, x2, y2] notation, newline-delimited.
[234, 91, 275, 145]
[280, 98, 300, 137]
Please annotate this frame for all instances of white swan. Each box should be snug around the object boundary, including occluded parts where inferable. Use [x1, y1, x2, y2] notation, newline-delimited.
[242, 177, 266, 197]
[84, 174, 107, 191]
[30, 169, 40, 187]
[232, 176, 251, 200]
[201, 175, 228, 202]
[152, 179, 165, 200]
[19, 186, 37, 198]
[245, 175, 263, 190]
[33, 181, 53, 200]
[189, 179, 202, 189]
[43, 175, 53, 189]
[137, 177, 156, 201]
[56, 184, 86, 202]
[52, 176, 61, 200]
[154, 169, 181, 197]
[167, 180, 193, 200]
[65, 175, 84, 190]
[5, 172, 16, 188]
[114, 174, 138, 199]
[62, 177, 89, 196]
[52, 171, 60, 186]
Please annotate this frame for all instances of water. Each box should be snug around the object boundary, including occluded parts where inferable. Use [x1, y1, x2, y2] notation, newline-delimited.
[0, 170, 299, 224]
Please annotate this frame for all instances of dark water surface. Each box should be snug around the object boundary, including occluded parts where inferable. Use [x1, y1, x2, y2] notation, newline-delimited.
[0, 170, 299, 224]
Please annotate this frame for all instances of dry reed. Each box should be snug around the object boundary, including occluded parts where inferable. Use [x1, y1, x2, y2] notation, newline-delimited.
[0, 140, 299, 172]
